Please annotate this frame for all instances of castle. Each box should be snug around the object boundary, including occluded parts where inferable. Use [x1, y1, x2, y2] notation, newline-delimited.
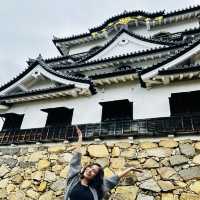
[1, 6, 200, 144]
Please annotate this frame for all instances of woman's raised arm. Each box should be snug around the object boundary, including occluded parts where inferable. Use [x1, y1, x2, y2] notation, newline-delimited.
[74, 126, 83, 153]
[67, 126, 83, 180]
[117, 167, 143, 179]
[103, 167, 142, 192]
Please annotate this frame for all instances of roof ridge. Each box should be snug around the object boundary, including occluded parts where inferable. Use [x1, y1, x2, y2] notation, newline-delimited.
[140, 37, 200, 76]
[78, 29, 174, 63]
[0, 55, 91, 93]
[52, 5, 200, 44]
[52, 43, 184, 70]
[0, 84, 76, 100]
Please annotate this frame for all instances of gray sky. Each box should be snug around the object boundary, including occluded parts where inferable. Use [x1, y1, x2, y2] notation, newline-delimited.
[0, 0, 199, 85]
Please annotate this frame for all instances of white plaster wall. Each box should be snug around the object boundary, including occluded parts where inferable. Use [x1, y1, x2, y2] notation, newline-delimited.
[29, 79, 55, 90]
[133, 79, 200, 119]
[88, 32, 163, 61]
[0, 119, 3, 130]
[2, 79, 200, 129]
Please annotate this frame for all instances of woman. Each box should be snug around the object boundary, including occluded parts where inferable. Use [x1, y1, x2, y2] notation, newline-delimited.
[64, 126, 142, 200]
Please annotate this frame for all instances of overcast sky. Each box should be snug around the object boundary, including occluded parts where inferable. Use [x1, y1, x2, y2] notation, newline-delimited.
[0, 0, 199, 85]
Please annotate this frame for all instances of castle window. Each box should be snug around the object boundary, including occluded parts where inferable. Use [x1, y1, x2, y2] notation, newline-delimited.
[100, 99, 133, 121]
[41, 107, 73, 127]
[0, 113, 24, 131]
[169, 90, 200, 115]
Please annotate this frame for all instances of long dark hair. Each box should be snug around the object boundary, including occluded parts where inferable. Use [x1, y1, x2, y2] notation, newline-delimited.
[80, 163, 104, 199]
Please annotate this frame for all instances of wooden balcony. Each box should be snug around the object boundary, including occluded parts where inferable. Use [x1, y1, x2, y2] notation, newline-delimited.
[0, 115, 200, 145]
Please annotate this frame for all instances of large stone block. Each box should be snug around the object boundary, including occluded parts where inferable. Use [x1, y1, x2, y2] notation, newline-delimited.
[121, 148, 137, 159]
[135, 170, 152, 181]
[114, 186, 139, 200]
[169, 155, 189, 166]
[190, 181, 200, 194]
[179, 166, 200, 181]
[48, 145, 66, 153]
[31, 171, 44, 181]
[139, 178, 161, 192]
[140, 142, 158, 149]
[157, 167, 176, 180]
[158, 180, 175, 191]
[180, 193, 200, 200]
[38, 159, 50, 170]
[143, 158, 159, 168]
[161, 193, 175, 200]
[193, 154, 200, 164]
[115, 142, 131, 149]
[159, 140, 178, 148]
[95, 158, 109, 168]
[111, 146, 121, 157]
[88, 144, 109, 157]
[110, 157, 125, 169]
[39, 191, 54, 200]
[0, 178, 9, 189]
[146, 148, 173, 158]
[44, 171, 57, 182]
[26, 189, 40, 200]
[0, 189, 7, 199]
[0, 165, 9, 177]
[179, 143, 195, 157]
[8, 191, 26, 200]
[194, 142, 200, 151]
[50, 179, 66, 192]
[29, 151, 46, 162]
[20, 180, 32, 189]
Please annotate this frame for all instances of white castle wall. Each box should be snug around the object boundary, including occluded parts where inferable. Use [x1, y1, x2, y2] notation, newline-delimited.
[0, 119, 3, 130]
[2, 79, 200, 130]
[88, 32, 163, 62]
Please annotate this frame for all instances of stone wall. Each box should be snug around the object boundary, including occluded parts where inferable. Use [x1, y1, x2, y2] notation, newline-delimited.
[1, 138, 200, 199]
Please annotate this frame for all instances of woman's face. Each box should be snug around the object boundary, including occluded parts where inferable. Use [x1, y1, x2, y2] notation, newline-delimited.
[83, 165, 100, 181]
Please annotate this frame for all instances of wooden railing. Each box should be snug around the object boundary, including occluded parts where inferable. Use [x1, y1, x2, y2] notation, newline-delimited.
[0, 115, 200, 145]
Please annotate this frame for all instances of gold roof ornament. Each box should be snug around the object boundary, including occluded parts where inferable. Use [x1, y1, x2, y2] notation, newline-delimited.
[155, 16, 164, 22]
[101, 28, 107, 33]
[116, 17, 133, 25]
[91, 32, 99, 38]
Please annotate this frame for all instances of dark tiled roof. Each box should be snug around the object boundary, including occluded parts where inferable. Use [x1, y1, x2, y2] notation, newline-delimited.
[0, 56, 92, 93]
[90, 67, 138, 79]
[52, 44, 184, 70]
[0, 85, 75, 101]
[140, 38, 200, 75]
[78, 29, 175, 63]
[89, 10, 165, 33]
[52, 33, 91, 43]
[158, 64, 200, 75]
[165, 5, 200, 17]
[53, 5, 200, 44]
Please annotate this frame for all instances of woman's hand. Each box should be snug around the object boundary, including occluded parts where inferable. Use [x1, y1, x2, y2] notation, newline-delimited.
[117, 167, 143, 178]
[75, 126, 83, 143]
[128, 167, 143, 173]
[74, 126, 83, 152]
